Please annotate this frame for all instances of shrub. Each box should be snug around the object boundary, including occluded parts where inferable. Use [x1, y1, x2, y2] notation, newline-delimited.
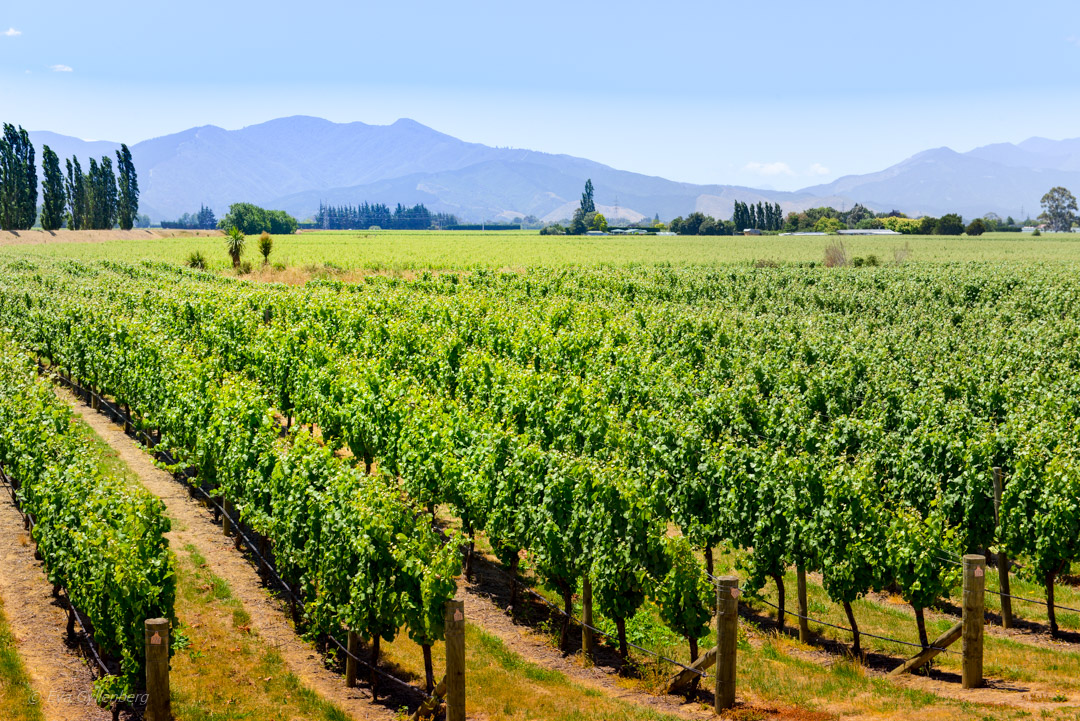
[936, 213, 965, 235]
[965, 218, 986, 236]
[186, 251, 207, 270]
[1033, 228, 1042, 236]
[851, 256, 865, 267]
[258, 231, 273, 264]
[238, 260, 253, 275]
[865, 254, 880, 267]
[823, 240, 848, 267]
[540, 224, 565, 235]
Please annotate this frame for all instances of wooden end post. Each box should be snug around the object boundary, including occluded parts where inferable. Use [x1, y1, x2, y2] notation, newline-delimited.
[445, 600, 465, 721]
[714, 575, 739, 712]
[962, 554, 985, 689]
[992, 467, 1013, 629]
[144, 618, 171, 721]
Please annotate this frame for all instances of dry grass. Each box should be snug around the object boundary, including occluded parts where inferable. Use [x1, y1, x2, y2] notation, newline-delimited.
[0, 596, 44, 721]
[170, 545, 351, 721]
[823, 240, 848, 267]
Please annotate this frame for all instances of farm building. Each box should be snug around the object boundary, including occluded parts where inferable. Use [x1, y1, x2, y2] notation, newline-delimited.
[742, 229, 762, 236]
[837, 229, 901, 236]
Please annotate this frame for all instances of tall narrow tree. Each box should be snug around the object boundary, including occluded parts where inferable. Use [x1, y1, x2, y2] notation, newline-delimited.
[580, 179, 595, 214]
[40, 146, 66, 231]
[0, 124, 37, 230]
[65, 157, 89, 230]
[115, 144, 139, 230]
[18, 126, 36, 229]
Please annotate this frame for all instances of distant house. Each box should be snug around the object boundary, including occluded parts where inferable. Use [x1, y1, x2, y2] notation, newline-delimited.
[837, 229, 901, 236]
[742, 228, 762, 236]
[585, 230, 608, 236]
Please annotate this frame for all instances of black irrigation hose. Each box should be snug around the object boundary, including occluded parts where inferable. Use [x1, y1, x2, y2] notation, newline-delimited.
[326, 633, 434, 700]
[483, 560, 708, 678]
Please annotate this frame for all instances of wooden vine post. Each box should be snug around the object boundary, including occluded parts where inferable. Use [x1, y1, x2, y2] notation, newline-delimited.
[796, 565, 810, 643]
[222, 498, 235, 537]
[345, 631, 360, 688]
[992, 467, 1013, 629]
[714, 575, 739, 712]
[581, 577, 596, 661]
[144, 618, 171, 721]
[445, 600, 465, 721]
[962, 554, 985, 689]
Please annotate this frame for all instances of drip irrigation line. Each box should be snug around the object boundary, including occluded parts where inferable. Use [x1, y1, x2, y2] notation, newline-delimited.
[65, 594, 112, 675]
[326, 633, 434, 700]
[483, 561, 707, 678]
[986, 586, 1080, 615]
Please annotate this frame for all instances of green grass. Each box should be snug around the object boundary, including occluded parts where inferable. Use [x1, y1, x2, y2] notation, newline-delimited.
[8, 229, 1080, 271]
[0, 596, 44, 721]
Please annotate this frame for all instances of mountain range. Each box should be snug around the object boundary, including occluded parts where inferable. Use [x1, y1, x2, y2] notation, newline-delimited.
[26, 116, 1080, 224]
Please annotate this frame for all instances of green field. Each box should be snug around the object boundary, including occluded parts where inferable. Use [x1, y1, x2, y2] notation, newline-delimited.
[7, 229, 1080, 270]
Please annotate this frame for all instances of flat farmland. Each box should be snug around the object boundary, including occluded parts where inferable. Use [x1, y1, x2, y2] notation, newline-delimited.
[6, 229, 1080, 270]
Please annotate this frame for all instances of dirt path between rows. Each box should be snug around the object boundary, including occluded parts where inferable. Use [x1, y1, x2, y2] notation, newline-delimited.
[0, 492, 112, 721]
[61, 391, 396, 721]
[457, 578, 716, 721]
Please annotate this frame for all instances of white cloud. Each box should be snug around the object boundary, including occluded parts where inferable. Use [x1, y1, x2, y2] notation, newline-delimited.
[1069, 36, 1080, 47]
[3, 27, 21, 37]
[743, 161, 795, 177]
[809, 163, 831, 176]
[49, 64, 73, 72]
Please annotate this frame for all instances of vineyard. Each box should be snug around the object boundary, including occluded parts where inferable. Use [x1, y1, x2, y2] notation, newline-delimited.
[2, 254, 1080, 718]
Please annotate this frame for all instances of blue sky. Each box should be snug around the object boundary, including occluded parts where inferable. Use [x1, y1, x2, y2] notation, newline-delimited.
[1, 0, 1079, 190]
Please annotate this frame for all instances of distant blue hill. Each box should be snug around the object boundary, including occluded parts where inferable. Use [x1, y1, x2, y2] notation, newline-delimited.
[27, 116, 1080, 222]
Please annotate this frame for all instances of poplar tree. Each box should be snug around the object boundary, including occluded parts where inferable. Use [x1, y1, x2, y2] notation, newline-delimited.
[0, 124, 37, 230]
[580, 179, 595, 214]
[115, 144, 139, 230]
[40, 146, 66, 230]
[65, 157, 89, 230]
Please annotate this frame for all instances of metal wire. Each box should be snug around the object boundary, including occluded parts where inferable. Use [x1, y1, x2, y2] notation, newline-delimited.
[751, 596, 953, 653]
[704, 571, 951, 653]
[986, 586, 1080, 616]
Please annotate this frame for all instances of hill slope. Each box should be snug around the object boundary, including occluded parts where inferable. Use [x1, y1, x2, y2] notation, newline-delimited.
[27, 118, 1080, 223]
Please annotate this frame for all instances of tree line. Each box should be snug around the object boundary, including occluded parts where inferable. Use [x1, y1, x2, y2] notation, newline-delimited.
[313, 202, 458, 230]
[161, 205, 217, 230]
[0, 123, 139, 231]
